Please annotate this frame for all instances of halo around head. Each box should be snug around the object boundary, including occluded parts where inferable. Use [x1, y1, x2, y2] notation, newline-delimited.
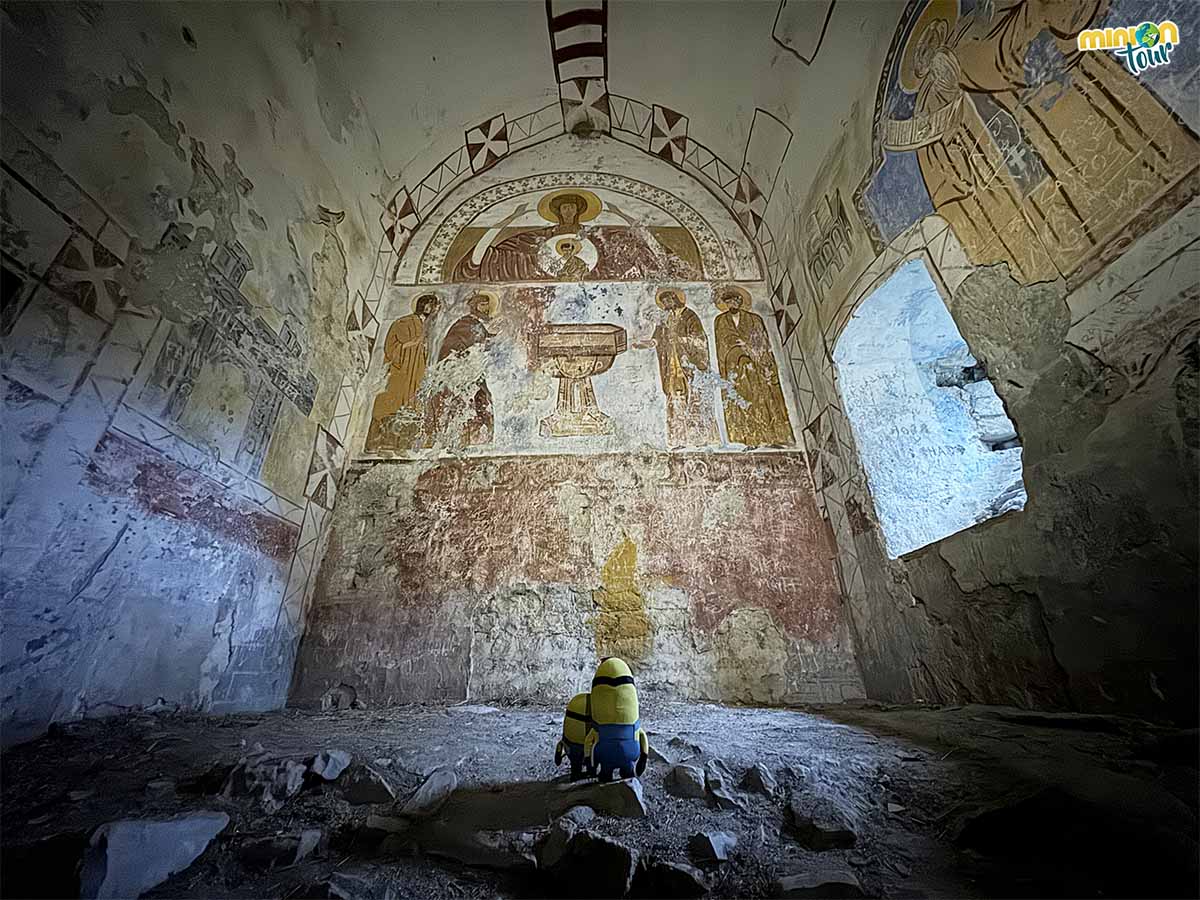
[555, 238, 582, 256]
[655, 287, 686, 310]
[467, 289, 499, 316]
[413, 292, 441, 313]
[898, 0, 958, 93]
[537, 187, 603, 224]
[714, 284, 751, 312]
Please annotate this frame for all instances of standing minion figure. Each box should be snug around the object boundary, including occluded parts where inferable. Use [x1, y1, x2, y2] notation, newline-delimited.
[554, 692, 595, 781]
[583, 657, 649, 782]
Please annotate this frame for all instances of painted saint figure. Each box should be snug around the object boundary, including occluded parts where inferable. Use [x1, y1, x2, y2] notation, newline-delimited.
[554, 237, 590, 281]
[882, 0, 1200, 284]
[446, 187, 703, 282]
[634, 288, 718, 448]
[366, 293, 441, 451]
[713, 286, 793, 447]
[452, 191, 596, 282]
[428, 291, 498, 447]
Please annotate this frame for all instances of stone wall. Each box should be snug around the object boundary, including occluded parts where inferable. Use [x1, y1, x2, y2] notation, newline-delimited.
[293, 147, 865, 708]
[0, 5, 376, 743]
[771, 0, 1200, 723]
[292, 451, 863, 708]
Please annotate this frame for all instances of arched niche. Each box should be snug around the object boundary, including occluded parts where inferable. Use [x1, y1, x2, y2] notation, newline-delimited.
[393, 135, 763, 285]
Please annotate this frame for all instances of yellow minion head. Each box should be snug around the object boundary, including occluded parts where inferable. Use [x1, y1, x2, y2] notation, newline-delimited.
[590, 657, 639, 726]
[562, 691, 591, 745]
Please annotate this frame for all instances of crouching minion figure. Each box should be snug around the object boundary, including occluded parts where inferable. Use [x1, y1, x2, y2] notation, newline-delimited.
[554, 692, 595, 781]
[583, 657, 649, 782]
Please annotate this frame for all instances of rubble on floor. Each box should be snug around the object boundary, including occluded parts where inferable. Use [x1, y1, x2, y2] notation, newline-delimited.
[0, 702, 1195, 899]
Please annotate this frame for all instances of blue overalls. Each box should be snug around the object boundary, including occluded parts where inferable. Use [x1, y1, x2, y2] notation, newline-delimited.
[592, 720, 641, 780]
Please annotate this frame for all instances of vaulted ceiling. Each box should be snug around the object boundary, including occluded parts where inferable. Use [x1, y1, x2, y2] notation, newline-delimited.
[1, 1, 904, 307]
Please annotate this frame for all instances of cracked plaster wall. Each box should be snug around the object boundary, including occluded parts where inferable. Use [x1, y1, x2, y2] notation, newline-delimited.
[292, 452, 864, 709]
[292, 125, 868, 710]
[768, 0, 1200, 722]
[0, 2, 391, 744]
[761, 0, 1200, 726]
[787, 212, 1198, 724]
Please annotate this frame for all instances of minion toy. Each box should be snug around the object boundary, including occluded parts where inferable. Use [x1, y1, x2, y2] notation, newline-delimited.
[583, 657, 649, 782]
[554, 692, 595, 781]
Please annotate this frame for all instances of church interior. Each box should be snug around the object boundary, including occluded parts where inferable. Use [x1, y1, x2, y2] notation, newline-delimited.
[1, 1, 1197, 897]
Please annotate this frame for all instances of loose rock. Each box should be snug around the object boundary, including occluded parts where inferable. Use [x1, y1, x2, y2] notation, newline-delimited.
[559, 805, 597, 827]
[664, 764, 708, 799]
[223, 758, 308, 813]
[420, 826, 536, 871]
[537, 818, 578, 871]
[237, 828, 322, 869]
[774, 867, 864, 898]
[739, 763, 778, 796]
[339, 763, 396, 805]
[79, 811, 229, 899]
[667, 737, 703, 759]
[556, 778, 648, 818]
[688, 830, 737, 863]
[400, 766, 457, 817]
[552, 830, 637, 898]
[648, 745, 676, 765]
[309, 749, 352, 781]
[785, 797, 856, 850]
[704, 763, 743, 810]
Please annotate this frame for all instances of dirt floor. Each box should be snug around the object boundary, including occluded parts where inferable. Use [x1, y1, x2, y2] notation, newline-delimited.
[1, 699, 1197, 899]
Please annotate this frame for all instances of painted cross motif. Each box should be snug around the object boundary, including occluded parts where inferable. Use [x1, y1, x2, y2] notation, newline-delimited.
[772, 273, 802, 341]
[649, 106, 689, 166]
[560, 77, 611, 135]
[466, 114, 509, 173]
[732, 171, 767, 236]
[803, 407, 842, 492]
[345, 289, 380, 354]
[304, 425, 346, 511]
[380, 187, 419, 255]
[49, 235, 125, 322]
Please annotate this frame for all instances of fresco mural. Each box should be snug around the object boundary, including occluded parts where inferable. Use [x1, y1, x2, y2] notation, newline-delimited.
[441, 184, 704, 282]
[365, 293, 442, 452]
[428, 290, 500, 446]
[714, 285, 795, 447]
[535, 321, 628, 437]
[633, 288, 719, 449]
[416, 172, 733, 283]
[293, 451, 864, 708]
[361, 282, 798, 456]
[0, 100, 365, 737]
[858, 0, 1200, 285]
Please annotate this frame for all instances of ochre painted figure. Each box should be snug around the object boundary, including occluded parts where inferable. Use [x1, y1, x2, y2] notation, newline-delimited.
[427, 291, 497, 447]
[366, 293, 441, 451]
[635, 288, 718, 449]
[554, 692, 595, 781]
[584, 657, 649, 783]
[713, 285, 793, 447]
[882, 0, 1199, 284]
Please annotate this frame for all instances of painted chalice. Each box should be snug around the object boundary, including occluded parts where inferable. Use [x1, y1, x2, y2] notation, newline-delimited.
[535, 323, 627, 437]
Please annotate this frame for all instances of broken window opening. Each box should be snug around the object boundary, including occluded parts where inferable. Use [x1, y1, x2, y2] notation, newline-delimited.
[832, 258, 1027, 558]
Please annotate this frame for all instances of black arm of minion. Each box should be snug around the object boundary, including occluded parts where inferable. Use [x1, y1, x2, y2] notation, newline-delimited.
[555, 738, 565, 766]
[635, 727, 649, 776]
